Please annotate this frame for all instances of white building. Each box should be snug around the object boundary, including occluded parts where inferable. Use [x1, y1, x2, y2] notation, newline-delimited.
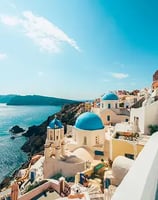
[100, 92, 119, 110]
[130, 90, 158, 134]
[122, 95, 138, 109]
[43, 118, 85, 179]
[73, 112, 105, 149]
[44, 118, 65, 159]
[92, 92, 130, 125]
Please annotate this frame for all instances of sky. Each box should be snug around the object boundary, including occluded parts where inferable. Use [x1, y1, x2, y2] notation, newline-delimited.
[0, 0, 158, 100]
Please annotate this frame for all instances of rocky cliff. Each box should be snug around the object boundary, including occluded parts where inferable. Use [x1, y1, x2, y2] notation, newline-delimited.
[21, 102, 83, 156]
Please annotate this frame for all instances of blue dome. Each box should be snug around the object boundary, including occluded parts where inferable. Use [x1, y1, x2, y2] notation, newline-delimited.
[102, 92, 118, 101]
[75, 112, 104, 131]
[48, 118, 63, 129]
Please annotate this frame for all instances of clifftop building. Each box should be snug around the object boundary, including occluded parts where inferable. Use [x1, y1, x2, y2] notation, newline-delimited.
[73, 112, 105, 154]
[92, 92, 130, 125]
[44, 117, 65, 159]
[130, 70, 158, 134]
[44, 118, 85, 179]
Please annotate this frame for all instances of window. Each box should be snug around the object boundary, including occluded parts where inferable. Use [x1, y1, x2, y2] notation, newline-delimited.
[115, 103, 117, 108]
[54, 131, 55, 141]
[125, 153, 134, 160]
[50, 134, 53, 140]
[107, 115, 110, 121]
[83, 136, 87, 145]
[108, 103, 111, 109]
[125, 118, 129, 122]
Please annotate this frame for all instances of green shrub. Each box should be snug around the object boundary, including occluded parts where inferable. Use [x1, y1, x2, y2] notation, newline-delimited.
[65, 176, 75, 182]
[148, 125, 158, 135]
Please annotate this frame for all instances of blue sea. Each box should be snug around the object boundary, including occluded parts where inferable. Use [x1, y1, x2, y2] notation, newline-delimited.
[0, 104, 61, 183]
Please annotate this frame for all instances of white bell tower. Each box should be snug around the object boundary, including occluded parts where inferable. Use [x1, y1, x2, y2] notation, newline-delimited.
[44, 116, 65, 159]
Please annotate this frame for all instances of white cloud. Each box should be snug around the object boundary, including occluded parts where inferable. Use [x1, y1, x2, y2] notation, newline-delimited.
[0, 11, 80, 53]
[112, 73, 129, 79]
[0, 15, 20, 26]
[0, 53, 7, 60]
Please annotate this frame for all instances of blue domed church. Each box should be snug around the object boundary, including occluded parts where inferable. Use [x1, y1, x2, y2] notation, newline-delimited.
[43, 113, 109, 179]
[101, 92, 119, 109]
[73, 112, 105, 153]
[44, 116, 90, 179]
[92, 92, 130, 125]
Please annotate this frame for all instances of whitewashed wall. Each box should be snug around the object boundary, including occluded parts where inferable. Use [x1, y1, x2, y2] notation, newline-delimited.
[74, 128, 105, 147]
[130, 107, 145, 134]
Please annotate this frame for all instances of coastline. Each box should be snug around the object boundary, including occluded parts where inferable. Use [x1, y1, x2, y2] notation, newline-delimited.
[0, 154, 29, 190]
[0, 102, 82, 191]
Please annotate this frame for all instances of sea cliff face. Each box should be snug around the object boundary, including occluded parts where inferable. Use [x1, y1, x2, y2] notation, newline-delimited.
[21, 103, 83, 156]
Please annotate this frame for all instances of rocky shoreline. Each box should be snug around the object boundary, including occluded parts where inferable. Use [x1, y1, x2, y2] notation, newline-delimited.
[0, 102, 83, 190]
[21, 102, 82, 156]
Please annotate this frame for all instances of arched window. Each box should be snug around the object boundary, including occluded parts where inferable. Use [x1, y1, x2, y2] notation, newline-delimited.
[107, 115, 110, 121]
[108, 103, 111, 109]
[83, 136, 87, 145]
[49, 131, 52, 140]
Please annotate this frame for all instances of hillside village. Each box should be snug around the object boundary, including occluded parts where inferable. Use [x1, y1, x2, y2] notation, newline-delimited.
[1, 70, 158, 200]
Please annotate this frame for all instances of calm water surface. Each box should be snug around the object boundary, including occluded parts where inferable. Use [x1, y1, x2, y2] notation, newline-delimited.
[0, 104, 61, 182]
